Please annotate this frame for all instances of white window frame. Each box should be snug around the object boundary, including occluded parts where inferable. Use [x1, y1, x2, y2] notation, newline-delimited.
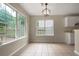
[36, 19, 54, 36]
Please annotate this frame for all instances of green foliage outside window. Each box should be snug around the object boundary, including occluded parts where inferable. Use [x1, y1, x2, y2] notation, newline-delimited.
[0, 3, 25, 39]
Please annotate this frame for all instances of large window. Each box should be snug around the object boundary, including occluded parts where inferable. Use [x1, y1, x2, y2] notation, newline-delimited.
[36, 20, 54, 36]
[6, 5, 16, 39]
[17, 13, 25, 38]
[0, 3, 26, 44]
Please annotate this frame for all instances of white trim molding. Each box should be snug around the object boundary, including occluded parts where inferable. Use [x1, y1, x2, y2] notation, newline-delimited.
[74, 50, 79, 56]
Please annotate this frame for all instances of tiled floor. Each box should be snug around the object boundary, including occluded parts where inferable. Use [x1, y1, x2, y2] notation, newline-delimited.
[20, 43, 77, 56]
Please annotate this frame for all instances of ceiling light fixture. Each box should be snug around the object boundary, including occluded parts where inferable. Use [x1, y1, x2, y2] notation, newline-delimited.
[41, 3, 51, 16]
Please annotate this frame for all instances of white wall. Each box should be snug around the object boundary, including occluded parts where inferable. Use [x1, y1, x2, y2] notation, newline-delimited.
[65, 16, 79, 27]
[0, 3, 29, 56]
[29, 16, 65, 43]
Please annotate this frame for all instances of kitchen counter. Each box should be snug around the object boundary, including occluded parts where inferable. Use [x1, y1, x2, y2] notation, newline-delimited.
[64, 26, 79, 33]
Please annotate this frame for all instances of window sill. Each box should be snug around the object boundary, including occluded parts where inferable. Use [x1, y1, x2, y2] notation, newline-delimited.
[36, 35, 54, 36]
[0, 36, 26, 46]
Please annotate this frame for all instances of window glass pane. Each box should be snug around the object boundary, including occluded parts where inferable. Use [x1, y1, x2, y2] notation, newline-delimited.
[38, 20, 44, 27]
[0, 3, 6, 22]
[0, 4, 6, 43]
[5, 5, 16, 42]
[46, 20, 53, 27]
[45, 20, 54, 35]
[0, 3, 16, 44]
[36, 20, 45, 36]
[17, 13, 25, 38]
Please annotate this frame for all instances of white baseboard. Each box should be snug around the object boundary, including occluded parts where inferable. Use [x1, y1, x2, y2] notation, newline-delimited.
[9, 44, 26, 56]
[74, 50, 79, 55]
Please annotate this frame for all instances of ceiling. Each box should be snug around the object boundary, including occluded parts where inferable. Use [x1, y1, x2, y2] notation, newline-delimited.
[19, 3, 79, 16]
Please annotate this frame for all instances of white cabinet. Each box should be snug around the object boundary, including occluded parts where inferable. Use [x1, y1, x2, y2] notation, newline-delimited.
[64, 16, 79, 44]
[65, 32, 74, 44]
[74, 30, 79, 52]
[64, 16, 79, 27]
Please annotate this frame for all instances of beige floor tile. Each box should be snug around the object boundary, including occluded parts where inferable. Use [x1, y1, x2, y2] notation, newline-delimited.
[20, 43, 77, 56]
